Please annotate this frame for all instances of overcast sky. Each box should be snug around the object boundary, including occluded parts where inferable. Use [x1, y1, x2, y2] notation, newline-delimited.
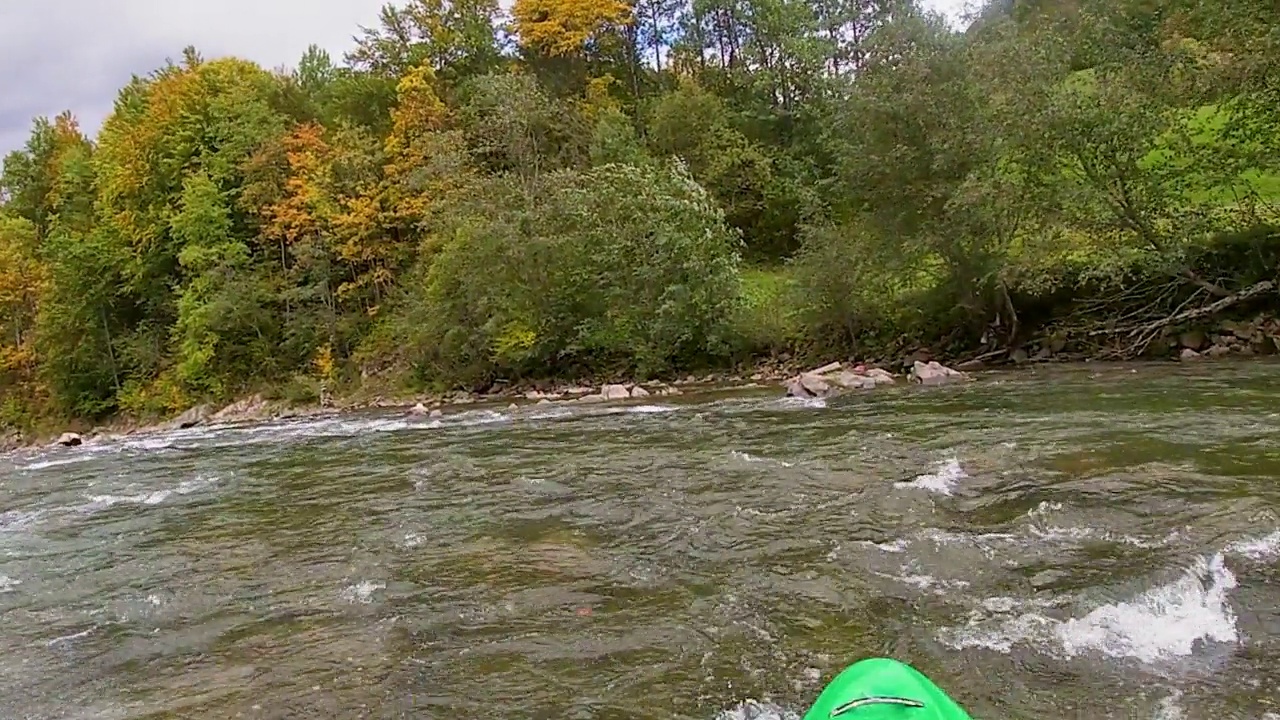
[0, 0, 970, 159]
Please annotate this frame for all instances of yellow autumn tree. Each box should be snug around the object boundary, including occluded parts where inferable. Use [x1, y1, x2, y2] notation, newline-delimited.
[511, 0, 632, 56]
[260, 122, 337, 249]
[0, 217, 49, 406]
[378, 64, 476, 263]
[330, 62, 473, 308]
[383, 64, 451, 226]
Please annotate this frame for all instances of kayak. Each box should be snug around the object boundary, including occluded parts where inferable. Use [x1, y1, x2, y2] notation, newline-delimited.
[802, 658, 973, 720]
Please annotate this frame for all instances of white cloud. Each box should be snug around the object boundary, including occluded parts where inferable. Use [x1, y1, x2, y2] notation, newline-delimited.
[1, 0, 974, 157]
[0, 0, 388, 156]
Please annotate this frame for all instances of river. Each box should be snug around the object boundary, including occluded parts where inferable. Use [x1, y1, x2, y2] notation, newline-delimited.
[2, 362, 1279, 719]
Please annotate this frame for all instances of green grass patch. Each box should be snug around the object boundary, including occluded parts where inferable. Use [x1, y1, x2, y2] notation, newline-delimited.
[731, 266, 802, 354]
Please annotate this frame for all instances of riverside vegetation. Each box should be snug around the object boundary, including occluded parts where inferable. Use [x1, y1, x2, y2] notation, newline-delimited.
[1, 0, 1278, 438]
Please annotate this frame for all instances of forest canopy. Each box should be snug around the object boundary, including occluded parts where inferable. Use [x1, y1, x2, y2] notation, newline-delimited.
[2, 0, 1278, 425]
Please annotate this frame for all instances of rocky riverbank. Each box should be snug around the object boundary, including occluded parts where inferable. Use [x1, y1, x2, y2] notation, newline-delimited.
[8, 313, 1278, 454]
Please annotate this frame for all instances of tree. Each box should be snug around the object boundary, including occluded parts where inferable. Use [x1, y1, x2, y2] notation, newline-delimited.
[348, 0, 505, 88]
[511, 0, 633, 57]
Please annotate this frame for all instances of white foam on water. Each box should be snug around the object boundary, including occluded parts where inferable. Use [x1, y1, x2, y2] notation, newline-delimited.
[1024, 500, 1182, 549]
[46, 627, 94, 646]
[451, 410, 512, 427]
[523, 406, 575, 421]
[1056, 553, 1238, 662]
[895, 456, 966, 495]
[941, 546, 1250, 663]
[715, 700, 799, 720]
[1153, 691, 1184, 720]
[403, 532, 424, 548]
[1028, 524, 1182, 549]
[1026, 500, 1064, 519]
[883, 568, 971, 595]
[777, 396, 826, 410]
[340, 580, 385, 604]
[1224, 529, 1280, 560]
[0, 575, 22, 593]
[623, 404, 680, 414]
[0, 509, 43, 532]
[919, 527, 1019, 551]
[856, 538, 909, 553]
[18, 455, 92, 471]
[119, 435, 183, 452]
[730, 451, 795, 468]
[78, 474, 219, 513]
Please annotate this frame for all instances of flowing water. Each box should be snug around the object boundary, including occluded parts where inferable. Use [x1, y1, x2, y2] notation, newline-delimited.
[3, 362, 1280, 719]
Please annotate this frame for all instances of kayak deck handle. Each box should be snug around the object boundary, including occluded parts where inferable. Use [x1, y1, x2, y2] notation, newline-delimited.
[831, 696, 926, 716]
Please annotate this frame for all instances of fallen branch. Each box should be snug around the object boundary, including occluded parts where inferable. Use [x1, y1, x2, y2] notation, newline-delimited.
[1086, 280, 1275, 338]
[955, 347, 1010, 369]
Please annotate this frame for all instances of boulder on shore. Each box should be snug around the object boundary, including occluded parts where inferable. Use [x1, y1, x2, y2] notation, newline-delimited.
[601, 384, 631, 401]
[55, 432, 82, 447]
[211, 395, 269, 423]
[908, 360, 970, 386]
[168, 404, 212, 430]
[866, 368, 896, 385]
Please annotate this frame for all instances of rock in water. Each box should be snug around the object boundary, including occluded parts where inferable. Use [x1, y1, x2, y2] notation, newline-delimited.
[1180, 348, 1202, 361]
[630, 385, 650, 398]
[799, 373, 832, 396]
[783, 361, 892, 398]
[785, 376, 814, 399]
[909, 360, 970, 386]
[409, 402, 429, 416]
[55, 432, 82, 447]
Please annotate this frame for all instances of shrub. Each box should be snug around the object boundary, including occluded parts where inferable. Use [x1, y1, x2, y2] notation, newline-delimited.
[407, 160, 743, 386]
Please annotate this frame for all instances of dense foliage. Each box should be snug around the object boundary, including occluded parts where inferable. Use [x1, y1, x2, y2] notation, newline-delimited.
[2, 0, 1278, 425]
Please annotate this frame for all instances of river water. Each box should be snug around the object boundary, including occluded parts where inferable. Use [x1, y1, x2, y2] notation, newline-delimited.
[2, 362, 1279, 719]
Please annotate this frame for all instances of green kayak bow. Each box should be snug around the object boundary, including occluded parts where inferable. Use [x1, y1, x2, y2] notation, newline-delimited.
[802, 658, 973, 720]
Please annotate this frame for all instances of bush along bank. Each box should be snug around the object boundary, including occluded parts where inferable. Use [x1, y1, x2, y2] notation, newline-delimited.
[3, 0, 1278, 440]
